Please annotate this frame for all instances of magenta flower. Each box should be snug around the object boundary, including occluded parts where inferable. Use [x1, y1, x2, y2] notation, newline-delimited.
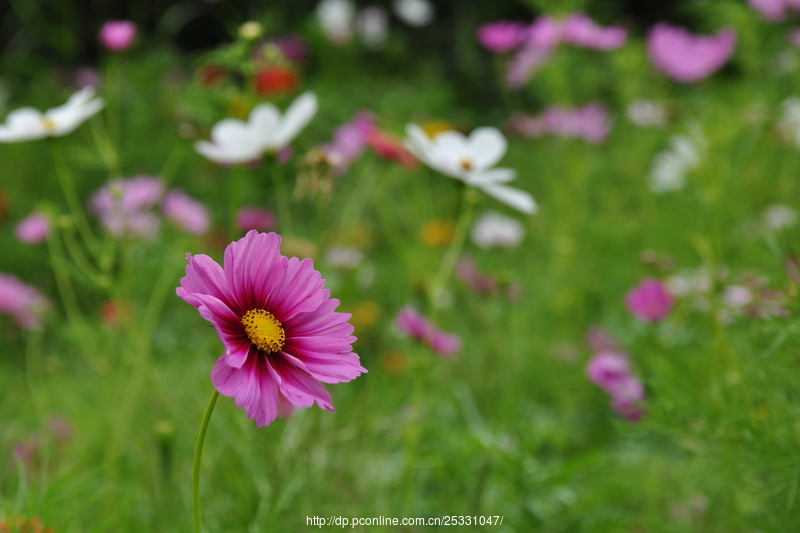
[396, 306, 461, 357]
[163, 190, 210, 235]
[586, 351, 631, 392]
[563, 12, 627, 50]
[477, 21, 528, 53]
[747, 0, 800, 21]
[626, 278, 674, 322]
[0, 273, 50, 329]
[648, 24, 737, 83]
[99, 20, 137, 52]
[91, 176, 164, 238]
[609, 375, 646, 421]
[15, 212, 51, 244]
[237, 207, 277, 233]
[177, 231, 366, 427]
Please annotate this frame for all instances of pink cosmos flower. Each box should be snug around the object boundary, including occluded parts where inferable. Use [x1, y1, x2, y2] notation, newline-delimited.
[0, 273, 50, 329]
[237, 207, 277, 233]
[747, 0, 800, 21]
[324, 113, 373, 172]
[15, 212, 51, 244]
[647, 24, 737, 83]
[527, 16, 563, 49]
[609, 375, 646, 421]
[563, 12, 627, 50]
[396, 306, 461, 357]
[177, 231, 367, 427]
[162, 190, 210, 235]
[507, 103, 612, 143]
[456, 256, 498, 295]
[586, 351, 631, 392]
[91, 176, 164, 238]
[99, 20, 137, 52]
[626, 278, 674, 322]
[477, 21, 528, 53]
[585, 326, 620, 353]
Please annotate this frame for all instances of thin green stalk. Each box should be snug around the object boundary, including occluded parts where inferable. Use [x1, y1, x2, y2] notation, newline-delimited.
[271, 158, 293, 235]
[45, 227, 83, 328]
[427, 186, 476, 315]
[50, 141, 101, 257]
[193, 389, 220, 533]
[230, 165, 246, 239]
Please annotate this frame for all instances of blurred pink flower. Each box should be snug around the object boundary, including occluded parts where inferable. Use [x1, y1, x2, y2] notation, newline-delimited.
[456, 256, 498, 294]
[563, 12, 627, 50]
[99, 20, 137, 52]
[163, 190, 210, 235]
[73, 66, 102, 90]
[609, 375, 646, 421]
[237, 207, 277, 233]
[506, 46, 553, 89]
[586, 351, 631, 392]
[477, 21, 528, 53]
[91, 176, 164, 238]
[626, 278, 674, 322]
[747, 0, 800, 21]
[15, 212, 51, 244]
[527, 16, 563, 49]
[324, 112, 374, 172]
[507, 103, 612, 144]
[585, 326, 621, 353]
[396, 306, 461, 357]
[648, 24, 737, 83]
[0, 273, 50, 329]
[177, 230, 366, 427]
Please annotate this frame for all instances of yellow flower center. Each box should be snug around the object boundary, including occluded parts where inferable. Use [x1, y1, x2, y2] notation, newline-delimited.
[241, 309, 286, 353]
[460, 159, 473, 170]
[42, 117, 58, 132]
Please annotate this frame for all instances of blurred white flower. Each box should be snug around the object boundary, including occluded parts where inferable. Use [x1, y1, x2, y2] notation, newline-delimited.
[626, 98, 667, 128]
[781, 97, 800, 147]
[0, 87, 104, 142]
[325, 246, 365, 269]
[393, 0, 434, 27]
[357, 6, 389, 49]
[317, 0, 355, 44]
[648, 133, 702, 193]
[722, 284, 753, 309]
[763, 204, 797, 230]
[195, 92, 318, 165]
[470, 211, 525, 249]
[404, 124, 537, 214]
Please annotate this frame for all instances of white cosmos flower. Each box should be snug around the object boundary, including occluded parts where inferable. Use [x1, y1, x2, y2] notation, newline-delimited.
[648, 133, 702, 193]
[195, 92, 318, 165]
[403, 124, 537, 214]
[316, 0, 355, 44]
[0, 87, 104, 142]
[470, 210, 525, 249]
[393, 0, 434, 27]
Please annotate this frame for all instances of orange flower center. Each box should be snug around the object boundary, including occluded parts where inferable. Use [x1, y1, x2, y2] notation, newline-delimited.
[42, 117, 57, 132]
[460, 159, 473, 170]
[241, 309, 286, 353]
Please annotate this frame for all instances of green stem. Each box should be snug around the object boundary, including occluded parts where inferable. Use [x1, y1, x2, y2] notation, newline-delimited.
[271, 158, 293, 235]
[193, 389, 220, 533]
[427, 186, 476, 314]
[50, 141, 101, 257]
[230, 165, 246, 240]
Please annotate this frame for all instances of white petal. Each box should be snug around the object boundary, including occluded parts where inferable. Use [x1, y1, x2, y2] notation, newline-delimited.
[249, 103, 281, 147]
[467, 167, 516, 185]
[195, 140, 262, 165]
[46, 97, 104, 136]
[272, 92, 318, 149]
[467, 127, 507, 170]
[476, 182, 537, 214]
[0, 108, 46, 142]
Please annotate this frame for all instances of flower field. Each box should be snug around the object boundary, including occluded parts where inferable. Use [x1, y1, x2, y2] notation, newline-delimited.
[2, 1, 800, 531]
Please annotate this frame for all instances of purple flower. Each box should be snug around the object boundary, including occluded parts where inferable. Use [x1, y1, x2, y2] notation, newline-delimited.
[747, 0, 800, 21]
[15, 212, 51, 244]
[163, 190, 210, 235]
[0, 273, 50, 329]
[177, 231, 367, 427]
[563, 13, 627, 50]
[648, 24, 737, 83]
[477, 21, 529, 53]
[323, 112, 375, 171]
[396, 306, 461, 357]
[626, 278, 674, 322]
[91, 176, 164, 238]
[586, 351, 631, 392]
[508, 103, 612, 143]
[609, 375, 646, 421]
[99, 20, 137, 52]
[526, 16, 563, 49]
[237, 207, 277, 233]
[506, 46, 553, 89]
